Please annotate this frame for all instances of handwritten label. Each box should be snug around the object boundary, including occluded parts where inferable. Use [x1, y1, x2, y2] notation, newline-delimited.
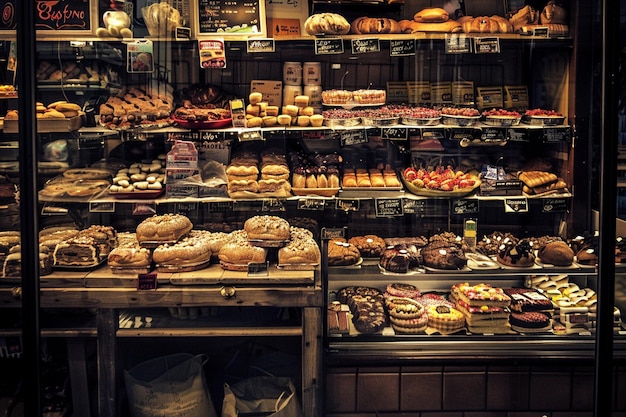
[543, 127, 570, 143]
[297, 199, 326, 210]
[390, 39, 415, 56]
[480, 127, 507, 142]
[89, 201, 115, 213]
[35, 0, 92, 31]
[247, 39, 275, 53]
[445, 33, 471, 53]
[315, 38, 344, 54]
[137, 273, 158, 291]
[198, 0, 263, 35]
[452, 199, 479, 215]
[321, 227, 346, 240]
[504, 197, 528, 213]
[381, 127, 407, 140]
[239, 129, 264, 142]
[403, 199, 426, 214]
[351, 38, 380, 54]
[340, 130, 367, 146]
[532, 26, 550, 37]
[262, 198, 286, 212]
[508, 129, 529, 142]
[375, 198, 404, 217]
[335, 199, 360, 212]
[474, 37, 500, 54]
[542, 198, 568, 212]
[208, 201, 234, 212]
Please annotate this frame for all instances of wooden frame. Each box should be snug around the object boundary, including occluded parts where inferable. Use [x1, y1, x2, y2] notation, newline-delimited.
[191, 0, 267, 39]
[34, 0, 99, 38]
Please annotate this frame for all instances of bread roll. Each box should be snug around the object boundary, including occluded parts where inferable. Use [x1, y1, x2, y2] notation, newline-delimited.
[304, 13, 351, 35]
[401, 19, 461, 33]
[413, 7, 449, 23]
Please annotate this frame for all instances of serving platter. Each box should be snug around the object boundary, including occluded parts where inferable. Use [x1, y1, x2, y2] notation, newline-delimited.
[171, 116, 232, 129]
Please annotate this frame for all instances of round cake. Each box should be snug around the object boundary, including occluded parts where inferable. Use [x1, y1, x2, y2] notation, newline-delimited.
[509, 311, 552, 333]
[385, 283, 421, 299]
[497, 239, 535, 267]
[348, 235, 386, 258]
[385, 297, 425, 319]
[243, 215, 291, 241]
[426, 304, 465, 333]
[379, 244, 420, 273]
[421, 242, 467, 270]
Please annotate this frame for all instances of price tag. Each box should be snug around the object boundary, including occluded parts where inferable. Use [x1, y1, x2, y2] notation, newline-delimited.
[381, 127, 407, 140]
[448, 128, 476, 141]
[480, 128, 507, 142]
[208, 201, 234, 212]
[315, 38, 344, 54]
[532, 27, 550, 37]
[262, 198, 286, 212]
[176, 27, 192, 40]
[297, 199, 326, 210]
[247, 38, 275, 53]
[89, 201, 115, 213]
[403, 199, 426, 214]
[321, 227, 346, 240]
[336, 199, 360, 212]
[351, 38, 380, 54]
[508, 128, 529, 142]
[248, 262, 269, 276]
[239, 129, 264, 142]
[542, 198, 568, 213]
[390, 39, 415, 56]
[504, 197, 528, 213]
[474, 37, 500, 54]
[301, 129, 328, 140]
[375, 198, 404, 217]
[543, 127, 571, 143]
[453, 199, 479, 215]
[445, 33, 471, 53]
[340, 130, 367, 146]
[233, 200, 262, 211]
[137, 272, 158, 290]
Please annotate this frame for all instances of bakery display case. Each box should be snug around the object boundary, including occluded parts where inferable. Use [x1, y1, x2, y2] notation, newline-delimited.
[1, 0, 625, 416]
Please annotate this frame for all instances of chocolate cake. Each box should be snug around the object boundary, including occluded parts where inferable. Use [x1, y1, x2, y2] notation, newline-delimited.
[379, 244, 421, 273]
[509, 311, 552, 333]
[497, 239, 535, 267]
[421, 241, 467, 270]
[504, 287, 553, 313]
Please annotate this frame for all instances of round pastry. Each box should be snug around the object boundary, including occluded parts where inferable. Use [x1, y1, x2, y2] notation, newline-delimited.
[386, 297, 425, 319]
[537, 240, 575, 266]
[244, 215, 290, 241]
[136, 214, 193, 244]
[421, 242, 467, 270]
[389, 314, 429, 334]
[509, 311, 551, 333]
[348, 235, 386, 258]
[379, 244, 421, 273]
[426, 304, 465, 333]
[328, 239, 361, 266]
[152, 235, 212, 268]
[385, 283, 421, 299]
[576, 247, 597, 265]
[496, 239, 535, 267]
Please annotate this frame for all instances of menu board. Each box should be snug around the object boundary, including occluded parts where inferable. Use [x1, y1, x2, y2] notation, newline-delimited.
[196, 0, 265, 36]
[0, 0, 97, 35]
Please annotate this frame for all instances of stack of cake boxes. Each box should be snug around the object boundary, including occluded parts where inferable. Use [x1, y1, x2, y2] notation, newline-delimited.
[165, 140, 199, 197]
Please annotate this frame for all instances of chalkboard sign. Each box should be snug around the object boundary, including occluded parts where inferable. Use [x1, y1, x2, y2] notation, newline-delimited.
[0, 0, 98, 35]
[315, 38, 343, 55]
[375, 198, 404, 217]
[37, 0, 97, 35]
[196, 0, 266, 37]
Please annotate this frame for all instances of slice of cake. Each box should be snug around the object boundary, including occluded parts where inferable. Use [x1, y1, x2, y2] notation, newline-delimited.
[53, 235, 103, 267]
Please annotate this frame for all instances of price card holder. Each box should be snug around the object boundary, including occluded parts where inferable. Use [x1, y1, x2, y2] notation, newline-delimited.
[542, 198, 569, 213]
[381, 126, 408, 141]
[137, 272, 158, 290]
[504, 197, 528, 213]
[174, 202, 199, 220]
[297, 199, 326, 210]
[208, 201, 234, 212]
[445, 33, 471, 53]
[248, 262, 269, 276]
[448, 128, 477, 142]
[239, 129, 264, 142]
[127, 40, 154, 73]
[508, 128, 529, 142]
[474, 37, 500, 54]
[89, 201, 116, 213]
[375, 198, 404, 217]
[390, 39, 415, 56]
[543, 127, 571, 143]
[321, 227, 346, 240]
[340, 129, 367, 146]
[315, 38, 344, 54]
[480, 127, 507, 142]
[247, 39, 275, 53]
[262, 198, 286, 212]
[351, 38, 380, 54]
[336, 199, 360, 212]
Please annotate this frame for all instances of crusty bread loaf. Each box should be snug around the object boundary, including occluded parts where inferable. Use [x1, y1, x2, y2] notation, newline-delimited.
[519, 171, 558, 188]
[244, 215, 291, 241]
[413, 7, 449, 23]
[304, 13, 350, 35]
[153, 235, 212, 266]
[399, 19, 461, 33]
[522, 178, 567, 195]
[136, 214, 193, 243]
[350, 17, 401, 34]
[218, 241, 267, 265]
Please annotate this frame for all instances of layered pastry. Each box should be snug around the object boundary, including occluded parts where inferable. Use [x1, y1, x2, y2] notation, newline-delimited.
[244, 215, 291, 242]
[277, 227, 321, 267]
[385, 283, 421, 300]
[39, 228, 80, 250]
[496, 239, 535, 267]
[0, 231, 21, 268]
[509, 311, 552, 333]
[77, 225, 117, 256]
[153, 232, 213, 271]
[379, 244, 421, 273]
[2, 244, 52, 277]
[328, 239, 361, 266]
[455, 297, 511, 334]
[504, 287, 554, 313]
[136, 214, 193, 244]
[348, 235, 386, 258]
[450, 282, 512, 308]
[386, 297, 428, 334]
[426, 304, 465, 333]
[53, 235, 105, 267]
[536, 240, 575, 266]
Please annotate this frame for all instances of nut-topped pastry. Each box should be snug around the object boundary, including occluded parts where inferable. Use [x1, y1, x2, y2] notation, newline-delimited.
[136, 214, 193, 244]
[244, 215, 291, 242]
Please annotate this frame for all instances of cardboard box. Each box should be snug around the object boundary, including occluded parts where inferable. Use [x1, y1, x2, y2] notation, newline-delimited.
[476, 86, 504, 110]
[250, 80, 282, 107]
[431, 82, 453, 106]
[166, 183, 199, 198]
[386, 82, 409, 103]
[165, 168, 200, 183]
[166, 140, 198, 169]
[406, 81, 431, 105]
[267, 18, 300, 37]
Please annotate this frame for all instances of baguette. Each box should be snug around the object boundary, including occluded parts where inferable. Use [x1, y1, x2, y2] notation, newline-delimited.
[413, 7, 449, 23]
[523, 178, 567, 195]
[519, 170, 558, 188]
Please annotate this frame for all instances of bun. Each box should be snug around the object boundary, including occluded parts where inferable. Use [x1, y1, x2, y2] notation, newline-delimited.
[401, 20, 461, 33]
[537, 240, 574, 266]
[413, 7, 449, 23]
[350, 17, 401, 34]
[304, 13, 350, 35]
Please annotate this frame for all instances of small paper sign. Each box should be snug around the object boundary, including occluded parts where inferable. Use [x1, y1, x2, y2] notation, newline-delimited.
[199, 39, 226, 69]
[315, 38, 344, 54]
[381, 127, 408, 140]
[297, 199, 326, 210]
[89, 201, 115, 213]
[248, 262, 269, 276]
[247, 39, 275, 53]
[474, 37, 500, 54]
[262, 198, 286, 211]
[209, 201, 234, 212]
[445, 33, 471, 53]
[239, 129, 264, 141]
[452, 199, 479, 215]
[543, 127, 571, 143]
[390, 39, 415, 56]
[340, 130, 367, 146]
[321, 227, 346, 240]
[127, 40, 154, 73]
[542, 198, 568, 213]
[403, 199, 426, 214]
[504, 197, 528, 213]
[375, 198, 404, 217]
[336, 199, 360, 212]
[137, 273, 158, 290]
[351, 38, 380, 54]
